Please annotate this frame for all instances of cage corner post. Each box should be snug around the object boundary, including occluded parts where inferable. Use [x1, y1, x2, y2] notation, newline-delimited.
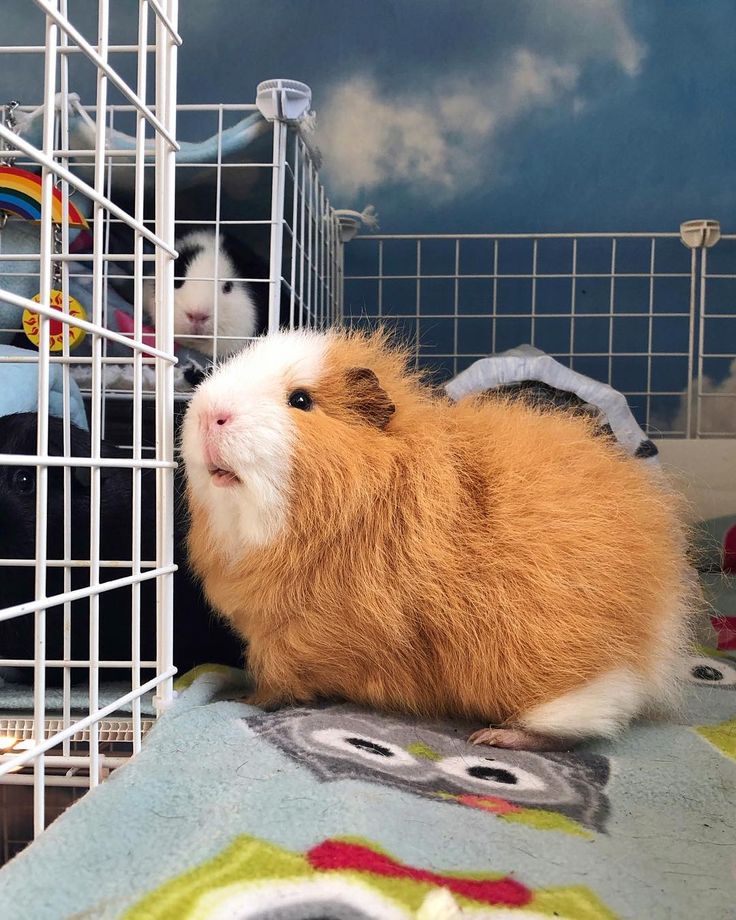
[30, 0, 62, 838]
[153, 0, 180, 716]
[267, 117, 288, 334]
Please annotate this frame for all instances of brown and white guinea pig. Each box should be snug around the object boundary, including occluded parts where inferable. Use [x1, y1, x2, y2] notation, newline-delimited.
[181, 328, 696, 751]
[143, 229, 268, 359]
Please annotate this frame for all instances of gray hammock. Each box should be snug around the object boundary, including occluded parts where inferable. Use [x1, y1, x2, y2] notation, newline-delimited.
[445, 344, 659, 466]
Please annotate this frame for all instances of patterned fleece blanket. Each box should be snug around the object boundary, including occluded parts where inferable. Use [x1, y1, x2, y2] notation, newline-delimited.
[0, 646, 734, 920]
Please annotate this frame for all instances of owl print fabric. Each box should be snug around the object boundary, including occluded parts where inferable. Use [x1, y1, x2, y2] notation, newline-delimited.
[242, 705, 611, 834]
[0, 650, 734, 919]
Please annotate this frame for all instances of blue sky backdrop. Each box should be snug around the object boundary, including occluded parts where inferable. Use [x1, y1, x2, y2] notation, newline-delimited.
[4, 0, 735, 232]
[187, 0, 736, 232]
[180, 0, 735, 234]
[2, 0, 735, 423]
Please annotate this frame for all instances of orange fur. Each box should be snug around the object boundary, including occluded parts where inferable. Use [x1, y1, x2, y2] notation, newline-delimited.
[185, 329, 695, 728]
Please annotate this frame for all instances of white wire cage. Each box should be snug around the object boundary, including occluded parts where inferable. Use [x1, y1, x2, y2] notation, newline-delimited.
[2, 98, 343, 395]
[0, 0, 179, 843]
[343, 225, 736, 439]
[0, 1, 344, 857]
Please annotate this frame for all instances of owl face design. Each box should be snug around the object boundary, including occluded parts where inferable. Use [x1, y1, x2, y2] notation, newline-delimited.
[242, 705, 610, 832]
[686, 655, 736, 689]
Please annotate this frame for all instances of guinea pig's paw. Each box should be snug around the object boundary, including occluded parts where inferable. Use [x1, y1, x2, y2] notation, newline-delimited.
[468, 726, 574, 752]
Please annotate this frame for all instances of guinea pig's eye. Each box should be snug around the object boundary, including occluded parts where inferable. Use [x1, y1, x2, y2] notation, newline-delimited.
[12, 468, 35, 495]
[173, 277, 185, 289]
[222, 281, 233, 295]
[288, 389, 313, 412]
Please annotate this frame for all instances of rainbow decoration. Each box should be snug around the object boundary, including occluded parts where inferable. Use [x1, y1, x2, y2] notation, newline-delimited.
[0, 165, 88, 228]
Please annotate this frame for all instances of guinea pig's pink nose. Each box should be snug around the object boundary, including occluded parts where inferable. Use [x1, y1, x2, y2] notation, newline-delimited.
[200, 409, 232, 432]
[186, 310, 209, 323]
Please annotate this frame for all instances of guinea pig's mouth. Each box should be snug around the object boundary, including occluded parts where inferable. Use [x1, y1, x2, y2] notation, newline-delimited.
[207, 463, 241, 487]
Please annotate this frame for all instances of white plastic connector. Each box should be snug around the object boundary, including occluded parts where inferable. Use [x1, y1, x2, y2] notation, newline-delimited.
[680, 219, 721, 249]
[256, 79, 312, 123]
[334, 206, 380, 243]
[335, 211, 363, 243]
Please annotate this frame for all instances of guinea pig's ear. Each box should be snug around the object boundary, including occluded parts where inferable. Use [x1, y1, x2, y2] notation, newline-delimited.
[344, 367, 395, 430]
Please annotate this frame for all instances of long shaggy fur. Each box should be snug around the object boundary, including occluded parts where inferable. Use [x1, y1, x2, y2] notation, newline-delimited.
[185, 329, 695, 733]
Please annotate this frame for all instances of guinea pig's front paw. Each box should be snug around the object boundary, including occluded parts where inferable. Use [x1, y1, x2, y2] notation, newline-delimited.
[468, 726, 574, 752]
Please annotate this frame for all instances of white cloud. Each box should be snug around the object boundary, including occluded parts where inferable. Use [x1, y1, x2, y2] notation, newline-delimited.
[667, 359, 736, 435]
[580, 0, 646, 77]
[318, 1, 645, 198]
[318, 51, 579, 197]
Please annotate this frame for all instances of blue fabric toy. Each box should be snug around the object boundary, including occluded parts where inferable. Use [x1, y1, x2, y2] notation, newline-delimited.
[0, 343, 87, 430]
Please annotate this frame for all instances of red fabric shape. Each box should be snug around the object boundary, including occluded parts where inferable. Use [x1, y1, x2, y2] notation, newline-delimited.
[307, 839, 532, 907]
[723, 524, 736, 574]
[711, 615, 736, 651]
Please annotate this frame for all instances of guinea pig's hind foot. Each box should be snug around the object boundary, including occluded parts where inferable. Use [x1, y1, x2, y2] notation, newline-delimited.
[469, 669, 647, 750]
[468, 726, 575, 752]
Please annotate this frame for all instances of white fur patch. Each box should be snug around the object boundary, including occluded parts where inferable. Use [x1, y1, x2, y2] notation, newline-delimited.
[520, 669, 647, 740]
[181, 330, 330, 553]
[175, 230, 258, 357]
[144, 229, 259, 358]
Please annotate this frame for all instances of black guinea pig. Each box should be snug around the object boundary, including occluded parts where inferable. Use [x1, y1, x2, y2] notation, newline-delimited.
[0, 412, 242, 686]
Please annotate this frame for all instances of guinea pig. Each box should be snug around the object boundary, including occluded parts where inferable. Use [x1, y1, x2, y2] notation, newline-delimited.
[0, 412, 243, 685]
[181, 328, 696, 751]
[143, 228, 269, 359]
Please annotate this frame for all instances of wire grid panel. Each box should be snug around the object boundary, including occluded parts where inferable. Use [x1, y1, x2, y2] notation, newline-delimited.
[0, 100, 341, 466]
[343, 232, 736, 438]
[125, 103, 339, 370]
[164, 103, 342, 361]
[280, 127, 343, 335]
[0, 0, 179, 838]
[2, 101, 342, 401]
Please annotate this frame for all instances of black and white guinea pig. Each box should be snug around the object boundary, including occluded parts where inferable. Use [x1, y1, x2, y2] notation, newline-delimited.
[0, 412, 243, 685]
[143, 229, 270, 359]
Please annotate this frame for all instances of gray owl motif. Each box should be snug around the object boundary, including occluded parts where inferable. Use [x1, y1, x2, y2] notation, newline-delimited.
[242, 704, 610, 832]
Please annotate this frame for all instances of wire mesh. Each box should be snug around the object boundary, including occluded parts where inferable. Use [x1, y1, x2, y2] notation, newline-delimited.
[343, 232, 736, 438]
[0, 5, 341, 856]
[0, 0, 179, 841]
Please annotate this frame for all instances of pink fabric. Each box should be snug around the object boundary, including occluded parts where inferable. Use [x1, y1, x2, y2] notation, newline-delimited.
[114, 309, 166, 352]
